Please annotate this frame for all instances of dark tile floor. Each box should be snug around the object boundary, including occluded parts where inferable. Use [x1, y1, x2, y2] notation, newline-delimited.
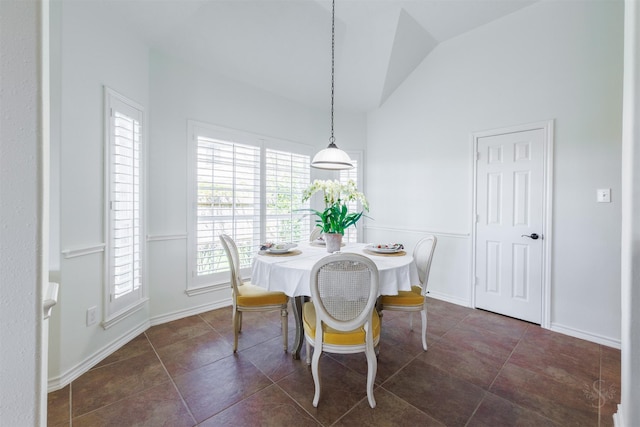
[48, 298, 621, 426]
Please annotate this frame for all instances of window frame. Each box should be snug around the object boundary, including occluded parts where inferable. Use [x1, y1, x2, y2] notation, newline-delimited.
[340, 151, 365, 243]
[186, 121, 313, 295]
[103, 87, 148, 328]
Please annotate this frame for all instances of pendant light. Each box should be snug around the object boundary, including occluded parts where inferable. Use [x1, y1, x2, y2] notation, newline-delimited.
[311, 0, 354, 170]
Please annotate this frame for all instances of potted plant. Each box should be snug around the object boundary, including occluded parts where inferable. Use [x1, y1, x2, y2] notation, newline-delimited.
[302, 179, 369, 252]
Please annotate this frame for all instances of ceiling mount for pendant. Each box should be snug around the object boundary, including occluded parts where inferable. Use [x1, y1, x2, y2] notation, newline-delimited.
[311, 0, 353, 171]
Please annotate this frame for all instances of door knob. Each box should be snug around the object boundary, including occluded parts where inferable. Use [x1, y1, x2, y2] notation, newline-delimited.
[521, 233, 540, 240]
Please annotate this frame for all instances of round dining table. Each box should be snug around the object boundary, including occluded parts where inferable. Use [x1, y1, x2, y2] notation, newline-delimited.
[251, 242, 419, 359]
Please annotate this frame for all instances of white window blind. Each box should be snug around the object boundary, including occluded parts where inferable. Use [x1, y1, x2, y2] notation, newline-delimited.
[112, 111, 141, 298]
[265, 149, 310, 243]
[196, 137, 260, 277]
[105, 88, 146, 322]
[188, 123, 312, 292]
[339, 157, 360, 243]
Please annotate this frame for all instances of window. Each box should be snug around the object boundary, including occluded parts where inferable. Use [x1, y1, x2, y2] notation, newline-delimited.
[265, 149, 310, 243]
[339, 152, 364, 243]
[187, 123, 311, 293]
[194, 137, 260, 280]
[104, 88, 146, 325]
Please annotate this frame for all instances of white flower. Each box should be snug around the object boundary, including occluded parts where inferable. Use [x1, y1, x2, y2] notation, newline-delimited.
[302, 179, 369, 211]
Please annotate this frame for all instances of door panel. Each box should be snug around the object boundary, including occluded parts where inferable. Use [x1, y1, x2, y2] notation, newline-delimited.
[475, 129, 544, 323]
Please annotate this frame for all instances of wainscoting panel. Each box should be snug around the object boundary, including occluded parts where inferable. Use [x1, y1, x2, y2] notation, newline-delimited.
[364, 225, 472, 306]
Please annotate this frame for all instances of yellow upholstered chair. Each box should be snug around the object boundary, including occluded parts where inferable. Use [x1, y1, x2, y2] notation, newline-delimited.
[219, 234, 289, 352]
[303, 253, 380, 408]
[379, 235, 437, 351]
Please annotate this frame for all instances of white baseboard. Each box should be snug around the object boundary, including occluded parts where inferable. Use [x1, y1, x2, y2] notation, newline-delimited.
[613, 404, 624, 427]
[47, 320, 149, 392]
[550, 322, 621, 349]
[47, 299, 233, 392]
[426, 290, 472, 308]
[424, 295, 621, 349]
[149, 298, 232, 326]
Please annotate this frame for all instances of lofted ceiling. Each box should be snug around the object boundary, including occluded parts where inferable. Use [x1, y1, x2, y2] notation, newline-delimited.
[93, 0, 537, 113]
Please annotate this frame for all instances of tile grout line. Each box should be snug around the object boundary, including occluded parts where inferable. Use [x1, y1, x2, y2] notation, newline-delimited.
[183, 315, 300, 424]
[376, 309, 475, 426]
[54, 301, 613, 426]
[480, 323, 565, 427]
[463, 323, 533, 427]
[272, 381, 326, 426]
[485, 322, 530, 392]
[68, 382, 72, 427]
[143, 331, 199, 426]
[598, 344, 602, 427]
[377, 384, 440, 424]
[329, 394, 369, 427]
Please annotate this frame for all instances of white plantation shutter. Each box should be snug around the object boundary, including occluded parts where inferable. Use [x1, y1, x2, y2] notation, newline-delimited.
[195, 137, 260, 280]
[112, 111, 141, 297]
[265, 149, 310, 243]
[187, 123, 312, 292]
[339, 156, 361, 243]
[105, 88, 145, 320]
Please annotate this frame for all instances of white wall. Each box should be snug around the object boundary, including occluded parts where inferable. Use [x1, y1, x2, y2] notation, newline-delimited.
[49, 1, 151, 386]
[147, 50, 366, 320]
[49, 2, 367, 386]
[366, 0, 623, 345]
[49, 0, 623, 391]
[618, 0, 640, 424]
[0, 1, 46, 424]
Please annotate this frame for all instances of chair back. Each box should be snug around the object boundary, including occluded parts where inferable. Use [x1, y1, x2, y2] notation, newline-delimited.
[413, 235, 437, 293]
[219, 234, 243, 295]
[310, 253, 379, 332]
[309, 227, 322, 242]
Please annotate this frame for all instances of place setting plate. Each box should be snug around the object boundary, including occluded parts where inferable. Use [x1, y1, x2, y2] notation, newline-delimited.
[364, 243, 406, 256]
[260, 242, 301, 256]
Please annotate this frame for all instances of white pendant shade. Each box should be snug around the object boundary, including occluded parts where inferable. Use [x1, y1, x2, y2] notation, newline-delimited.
[311, 0, 354, 171]
[311, 145, 353, 170]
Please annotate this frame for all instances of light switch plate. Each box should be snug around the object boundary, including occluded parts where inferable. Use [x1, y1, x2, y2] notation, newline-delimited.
[597, 188, 611, 203]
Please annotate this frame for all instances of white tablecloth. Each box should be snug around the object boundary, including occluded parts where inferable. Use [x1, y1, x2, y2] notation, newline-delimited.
[251, 242, 419, 297]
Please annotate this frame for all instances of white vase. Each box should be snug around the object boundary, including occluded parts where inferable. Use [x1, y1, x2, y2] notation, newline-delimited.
[324, 233, 343, 253]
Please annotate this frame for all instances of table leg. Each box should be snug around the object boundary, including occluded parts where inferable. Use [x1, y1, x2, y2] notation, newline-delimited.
[291, 296, 305, 360]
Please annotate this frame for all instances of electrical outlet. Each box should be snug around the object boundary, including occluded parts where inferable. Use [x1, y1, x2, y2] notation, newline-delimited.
[597, 188, 611, 203]
[86, 306, 97, 326]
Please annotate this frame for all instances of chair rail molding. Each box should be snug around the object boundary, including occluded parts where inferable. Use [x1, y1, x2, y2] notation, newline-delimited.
[146, 233, 188, 242]
[61, 243, 105, 259]
[364, 224, 469, 239]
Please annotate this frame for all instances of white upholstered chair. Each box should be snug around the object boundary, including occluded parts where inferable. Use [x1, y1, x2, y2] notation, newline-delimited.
[219, 234, 289, 352]
[309, 227, 322, 242]
[379, 235, 437, 351]
[303, 253, 380, 408]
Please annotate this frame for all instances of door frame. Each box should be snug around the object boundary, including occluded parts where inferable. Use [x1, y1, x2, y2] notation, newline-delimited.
[470, 120, 554, 328]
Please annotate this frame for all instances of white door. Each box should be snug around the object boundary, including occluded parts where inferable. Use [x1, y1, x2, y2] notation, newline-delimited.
[474, 128, 546, 324]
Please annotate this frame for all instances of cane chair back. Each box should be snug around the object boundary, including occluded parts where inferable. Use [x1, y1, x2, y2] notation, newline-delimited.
[303, 253, 379, 408]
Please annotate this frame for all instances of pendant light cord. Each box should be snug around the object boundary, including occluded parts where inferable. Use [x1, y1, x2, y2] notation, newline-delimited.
[330, 0, 336, 146]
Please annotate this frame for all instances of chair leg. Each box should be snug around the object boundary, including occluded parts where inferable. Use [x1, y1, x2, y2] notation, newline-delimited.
[365, 335, 377, 408]
[232, 309, 240, 352]
[281, 307, 288, 352]
[421, 308, 428, 351]
[238, 311, 243, 333]
[305, 340, 311, 365]
[311, 342, 322, 407]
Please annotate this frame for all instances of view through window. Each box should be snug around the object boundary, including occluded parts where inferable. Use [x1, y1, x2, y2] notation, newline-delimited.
[189, 126, 310, 291]
[339, 157, 360, 243]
